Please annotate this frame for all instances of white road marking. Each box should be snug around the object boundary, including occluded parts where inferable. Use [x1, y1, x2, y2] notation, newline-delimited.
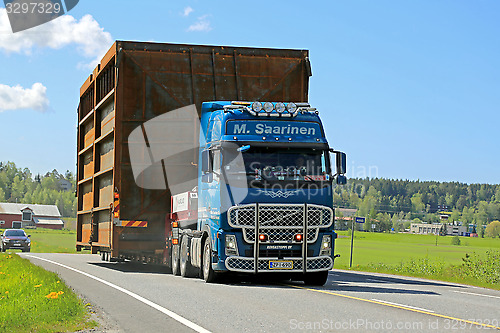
[371, 299, 435, 313]
[366, 278, 386, 283]
[26, 255, 211, 333]
[453, 290, 500, 300]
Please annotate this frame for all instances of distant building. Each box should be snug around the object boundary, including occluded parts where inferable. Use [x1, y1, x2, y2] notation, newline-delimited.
[58, 179, 73, 192]
[410, 223, 443, 235]
[444, 223, 469, 236]
[411, 222, 472, 236]
[334, 208, 357, 230]
[0, 203, 64, 230]
[336, 208, 357, 217]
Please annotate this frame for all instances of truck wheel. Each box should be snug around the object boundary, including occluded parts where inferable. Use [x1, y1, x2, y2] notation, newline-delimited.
[180, 235, 197, 278]
[303, 271, 329, 286]
[171, 245, 180, 276]
[202, 238, 219, 283]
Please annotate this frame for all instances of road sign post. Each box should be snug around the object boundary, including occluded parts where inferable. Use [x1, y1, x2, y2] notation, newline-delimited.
[350, 217, 365, 268]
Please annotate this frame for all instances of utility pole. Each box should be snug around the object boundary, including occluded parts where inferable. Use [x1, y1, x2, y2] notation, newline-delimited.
[350, 219, 354, 268]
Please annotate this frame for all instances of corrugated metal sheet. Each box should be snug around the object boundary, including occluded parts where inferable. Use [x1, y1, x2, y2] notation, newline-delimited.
[0, 203, 61, 217]
[33, 217, 64, 225]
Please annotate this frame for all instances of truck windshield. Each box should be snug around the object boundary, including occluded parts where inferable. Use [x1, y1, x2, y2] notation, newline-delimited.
[223, 147, 330, 188]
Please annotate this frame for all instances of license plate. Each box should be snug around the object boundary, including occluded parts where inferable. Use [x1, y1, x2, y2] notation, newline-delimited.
[13, 243, 21, 246]
[269, 260, 293, 270]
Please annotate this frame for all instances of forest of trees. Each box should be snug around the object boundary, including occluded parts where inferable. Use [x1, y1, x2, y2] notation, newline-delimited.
[334, 178, 500, 237]
[0, 162, 76, 217]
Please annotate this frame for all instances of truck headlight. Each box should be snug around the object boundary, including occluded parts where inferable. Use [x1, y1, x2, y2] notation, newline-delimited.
[320, 235, 332, 256]
[225, 234, 238, 256]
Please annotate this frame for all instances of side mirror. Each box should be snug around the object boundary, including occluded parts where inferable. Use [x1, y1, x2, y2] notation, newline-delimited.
[336, 152, 347, 175]
[201, 150, 213, 174]
[28, 235, 31, 238]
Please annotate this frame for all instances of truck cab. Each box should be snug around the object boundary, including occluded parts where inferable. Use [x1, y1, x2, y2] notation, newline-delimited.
[171, 101, 346, 285]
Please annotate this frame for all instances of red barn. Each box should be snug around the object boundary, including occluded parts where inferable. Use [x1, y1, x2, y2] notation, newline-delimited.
[0, 203, 64, 230]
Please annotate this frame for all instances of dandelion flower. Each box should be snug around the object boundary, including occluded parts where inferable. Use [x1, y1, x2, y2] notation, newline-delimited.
[5, 291, 9, 294]
[56, 281, 60, 283]
[45, 292, 59, 299]
[34, 284, 42, 288]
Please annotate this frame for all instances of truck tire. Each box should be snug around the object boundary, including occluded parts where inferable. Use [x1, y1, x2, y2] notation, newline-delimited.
[202, 238, 219, 283]
[180, 235, 197, 278]
[303, 271, 329, 286]
[171, 245, 180, 276]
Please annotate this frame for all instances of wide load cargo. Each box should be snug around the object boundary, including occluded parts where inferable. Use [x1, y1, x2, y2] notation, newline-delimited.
[76, 41, 312, 263]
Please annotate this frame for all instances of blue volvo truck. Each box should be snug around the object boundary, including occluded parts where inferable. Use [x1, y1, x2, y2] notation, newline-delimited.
[169, 101, 346, 286]
[77, 41, 346, 286]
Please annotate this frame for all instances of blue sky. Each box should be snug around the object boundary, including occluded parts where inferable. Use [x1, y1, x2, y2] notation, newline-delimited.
[0, 1, 499, 184]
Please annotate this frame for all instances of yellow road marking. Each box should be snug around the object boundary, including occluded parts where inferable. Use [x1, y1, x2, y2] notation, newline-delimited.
[286, 284, 500, 330]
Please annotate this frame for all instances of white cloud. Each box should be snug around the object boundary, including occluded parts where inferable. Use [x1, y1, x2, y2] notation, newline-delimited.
[183, 6, 194, 17]
[0, 9, 112, 68]
[0, 83, 49, 112]
[187, 15, 212, 32]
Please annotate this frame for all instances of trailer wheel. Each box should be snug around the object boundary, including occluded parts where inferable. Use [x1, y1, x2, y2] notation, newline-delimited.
[303, 271, 329, 286]
[202, 238, 219, 283]
[171, 245, 180, 276]
[180, 235, 197, 278]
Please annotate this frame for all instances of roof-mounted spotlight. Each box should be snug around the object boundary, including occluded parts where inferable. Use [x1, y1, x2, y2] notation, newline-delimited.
[263, 102, 274, 113]
[286, 102, 298, 114]
[275, 102, 285, 114]
[251, 101, 263, 113]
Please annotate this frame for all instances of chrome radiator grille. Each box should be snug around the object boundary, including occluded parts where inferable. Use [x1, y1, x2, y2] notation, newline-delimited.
[228, 203, 333, 244]
[225, 256, 334, 273]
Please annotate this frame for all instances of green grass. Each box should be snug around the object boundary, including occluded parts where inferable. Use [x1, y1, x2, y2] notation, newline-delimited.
[334, 231, 500, 289]
[1, 228, 80, 253]
[0, 253, 97, 333]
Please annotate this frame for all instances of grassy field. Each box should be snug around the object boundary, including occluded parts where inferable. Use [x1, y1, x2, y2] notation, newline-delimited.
[334, 231, 500, 289]
[0, 253, 96, 333]
[334, 231, 499, 267]
[0, 228, 80, 253]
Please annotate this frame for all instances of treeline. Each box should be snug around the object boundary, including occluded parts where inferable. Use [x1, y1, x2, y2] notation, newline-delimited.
[334, 178, 500, 236]
[0, 162, 76, 217]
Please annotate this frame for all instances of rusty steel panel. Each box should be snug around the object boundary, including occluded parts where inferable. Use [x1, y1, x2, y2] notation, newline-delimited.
[101, 113, 114, 135]
[116, 41, 309, 222]
[78, 41, 311, 254]
[98, 174, 113, 208]
[82, 152, 93, 179]
[79, 214, 91, 243]
[100, 150, 113, 171]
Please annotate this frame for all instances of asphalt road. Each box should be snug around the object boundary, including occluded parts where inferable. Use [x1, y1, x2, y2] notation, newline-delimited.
[20, 253, 500, 332]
